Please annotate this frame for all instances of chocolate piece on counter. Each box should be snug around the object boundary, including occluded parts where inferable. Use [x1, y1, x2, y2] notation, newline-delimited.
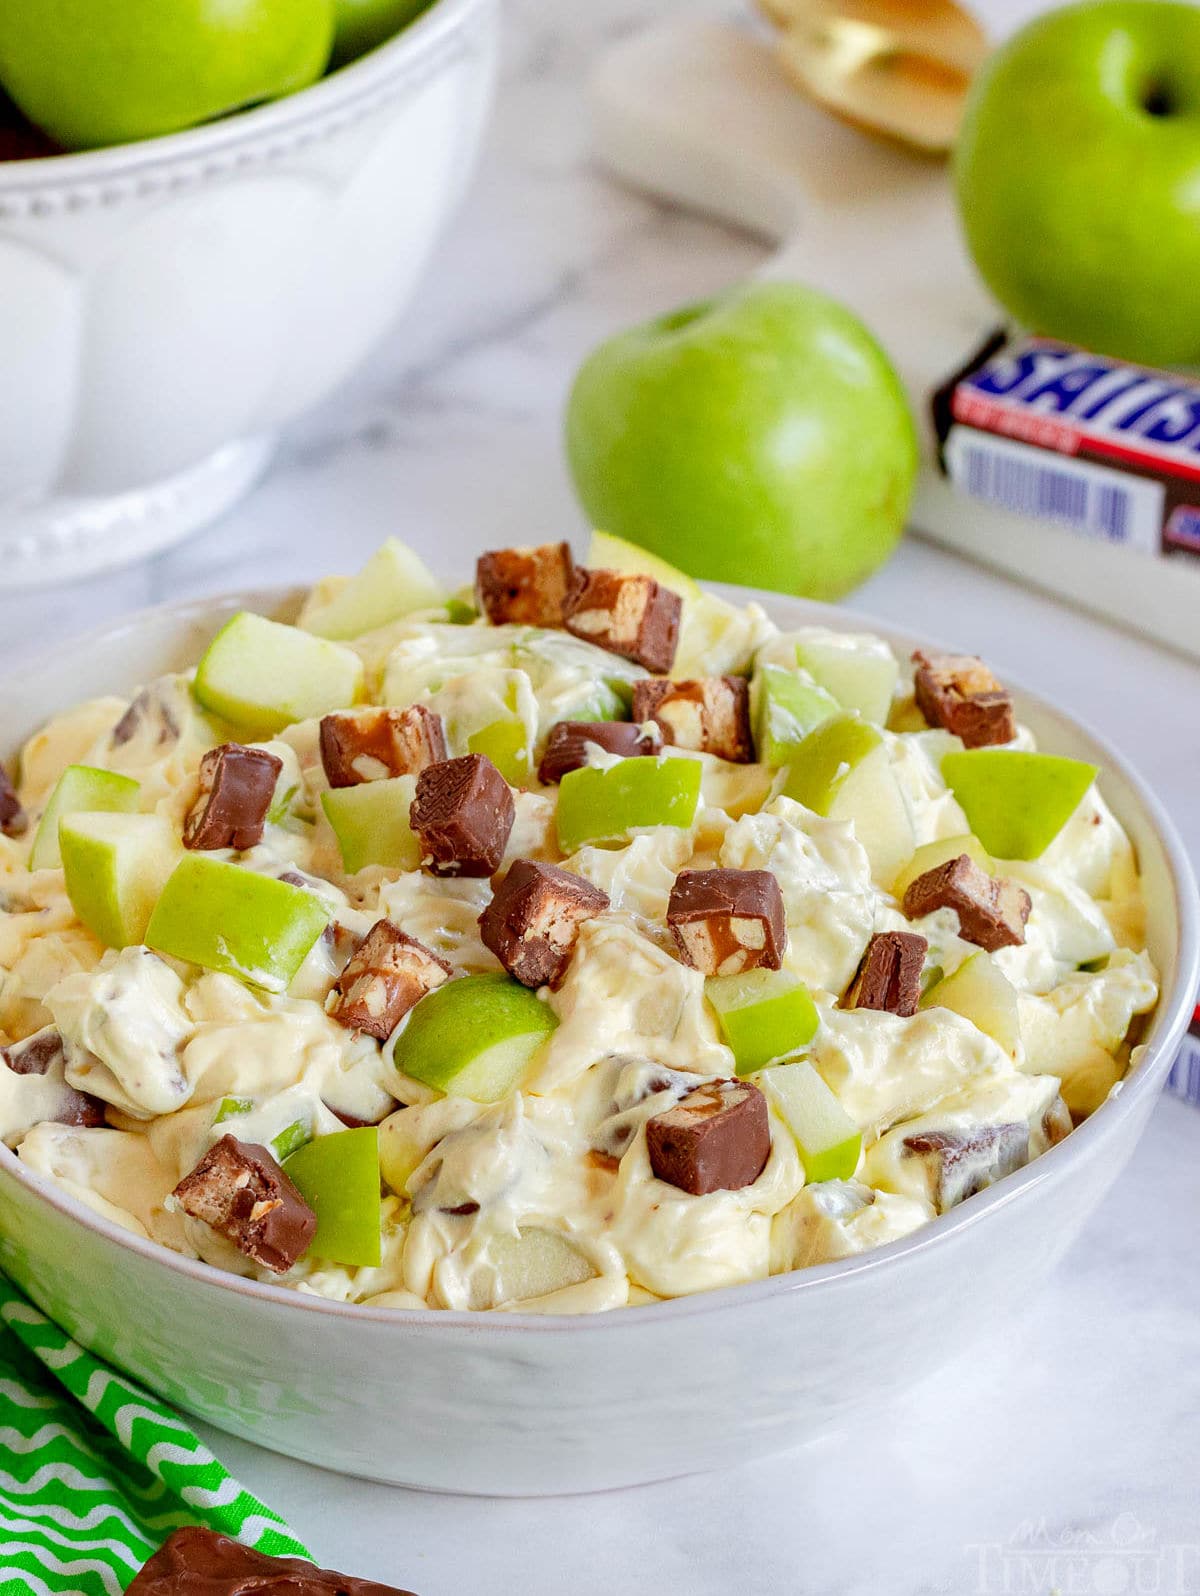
[842, 930, 928, 1017]
[0, 763, 26, 838]
[183, 743, 283, 852]
[476, 541, 576, 627]
[0, 1027, 106, 1126]
[563, 567, 681, 673]
[902, 1123, 1030, 1213]
[536, 719, 661, 785]
[127, 1525, 418, 1594]
[479, 859, 609, 987]
[667, 868, 786, 977]
[632, 676, 753, 764]
[902, 854, 1031, 952]
[912, 650, 1016, 748]
[410, 753, 515, 878]
[329, 919, 452, 1040]
[172, 1136, 316, 1275]
[647, 1078, 770, 1195]
[320, 704, 448, 788]
[110, 684, 181, 750]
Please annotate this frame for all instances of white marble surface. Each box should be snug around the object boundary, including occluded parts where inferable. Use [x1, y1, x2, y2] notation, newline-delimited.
[2, 0, 1199, 1590]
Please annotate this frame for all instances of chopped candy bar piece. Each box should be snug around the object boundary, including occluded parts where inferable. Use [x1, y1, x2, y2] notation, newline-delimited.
[0, 764, 26, 837]
[330, 919, 452, 1040]
[843, 930, 928, 1016]
[901, 1123, 1030, 1213]
[632, 676, 753, 763]
[476, 541, 575, 627]
[667, 868, 786, 976]
[172, 1135, 316, 1274]
[563, 567, 681, 673]
[1043, 1095, 1073, 1144]
[479, 859, 609, 987]
[647, 1078, 770, 1195]
[410, 753, 515, 877]
[110, 683, 181, 750]
[182, 743, 283, 852]
[912, 650, 1016, 748]
[320, 704, 448, 788]
[127, 1525, 417, 1595]
[536, 719, 661, 785]
[0, 1027, 106, 1127]
[902, 853, 1031, 952]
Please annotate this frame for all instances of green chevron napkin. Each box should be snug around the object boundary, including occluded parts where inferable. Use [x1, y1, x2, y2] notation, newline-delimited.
[0, 1273, 310, 1595]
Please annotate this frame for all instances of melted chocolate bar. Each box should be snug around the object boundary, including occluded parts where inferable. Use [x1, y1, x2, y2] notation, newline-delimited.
[843, 931, 928, 1017]
[631, 676, 753, 763]
[563, 568, 681, 673]
[902, 854, 1030, 953]
[320, 706, 448, 788]
[667, 869, 787, 977]
[646, 1078, 770, 1195]
[173, 1137, 316, 1274]
[127, 1526, 418, 1594]
[409, 754, 515, 877]
[476, 542, 575, 627]
[329, 920, 452, 1039]
[479, 859, 609, 987]
[184, 744, 283, 852]
[536, 720, 661, 785]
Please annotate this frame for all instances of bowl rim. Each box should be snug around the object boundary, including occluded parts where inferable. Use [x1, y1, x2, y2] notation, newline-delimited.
[2, 581, 1197, 1335]
[0, 0, 491, 189]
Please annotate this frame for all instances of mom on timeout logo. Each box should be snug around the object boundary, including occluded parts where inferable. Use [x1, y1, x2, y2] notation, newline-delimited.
[968, 1514, 1199, 1595]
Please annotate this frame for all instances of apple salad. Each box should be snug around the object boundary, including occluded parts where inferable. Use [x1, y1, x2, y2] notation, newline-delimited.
[0, 534, 1159, 1314]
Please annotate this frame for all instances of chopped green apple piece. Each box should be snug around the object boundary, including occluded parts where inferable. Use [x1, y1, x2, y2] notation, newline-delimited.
[468, 715, 534, 787]
[193, 611, 364, 736]
[145, 855, 331, 993]
[942, 750, 1099, 860]
[59, 813, 180, 950]
[445, 596, 478, 625]
[301, 538, 443, 640]
[782, 713, 915, 886]
[216, 1096, 255, 1121]
[760, 1062, 862, 1183]
[321, 776, 419, 874]
[284, 1127, 381, 1268]
[587, 529, 700, 599]
[922, 952, 1021, 1055]
[707, 969, 820, 1075]
[490, 1227, 595, 1305]
[793, 630, 900, 724]
[556, 756, 702, 853]
[752, 665, 839, 766]
[30, 765, 140, 871]
[891, 832, 994, 900]
[392, 973, 557, 1102]
[271, 1119, 313, 1163]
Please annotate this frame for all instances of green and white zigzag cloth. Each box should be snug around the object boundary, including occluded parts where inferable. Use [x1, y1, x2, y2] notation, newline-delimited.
[0, 1273, 311, 1595]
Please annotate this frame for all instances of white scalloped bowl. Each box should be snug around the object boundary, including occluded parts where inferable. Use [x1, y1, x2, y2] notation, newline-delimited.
[0, 0, 498, 588]
[0, 586, 1196, 1496]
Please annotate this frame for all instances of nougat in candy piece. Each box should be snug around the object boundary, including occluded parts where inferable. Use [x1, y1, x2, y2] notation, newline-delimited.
[667, 868, 786, 977]
[843, 930, 927, 1017]
[632, 676, 753, 763]
[476, 541, 576, 627]
[126, 1526, 417, 1594]
[172, 1136, 315, 1274]
[320, 704, 448, 788]
[479, 859, 609, 987]
[901, 1123, 1030, 1213]
[563, 567, 681, 673]
[0, 764, 26, 837]
[183, 743, 283, 851]
[536, 720, 661, 785]
[912, 650, 1016, 748]
[410, 753, 515, 877]
[647, 1078, 770, 1195]
[902, 853, 1030, 953]
[329, 919, 451, 1040]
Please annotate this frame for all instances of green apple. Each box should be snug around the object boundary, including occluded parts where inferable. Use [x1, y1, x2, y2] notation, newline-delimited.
[555, 756, 703, 853]
[146, 854, 331, 992]
[284, 1127, 381, 1268]
[332, 0, 430, 66]
[567, 283, 918, 600]
[760, 1062, 862, 1184]
[922, 952, 1021, 1056]
[391, 973, 558, 1102]
[59, 813, 180, 950]
[891, 832, 994, 901]
[271, 1119, 313, 1163]
[752, 665, 839, 767]
[782, 713, 915, 886]
[301, 538, 442, 640]
[489, 1228, 594, 1306]
[941, 750, 1098, 861]
[321, 776, 419, 874]
[706, 970, 820, 1075]
[430, 668, 537, 787]
[194, 611, 364, 736]
[955, 0, 1200, 366]
[0, 0, 334, 153]
[793, 631, 899, 725]
[31, 766, 141, 871]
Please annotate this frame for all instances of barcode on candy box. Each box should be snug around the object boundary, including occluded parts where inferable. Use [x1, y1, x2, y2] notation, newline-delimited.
[1165, 1007, 1200, 1108]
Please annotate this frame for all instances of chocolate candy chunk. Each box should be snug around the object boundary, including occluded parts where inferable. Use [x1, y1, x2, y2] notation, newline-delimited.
[172, 1136, 316, 1275]
[183, 743, 283, 852]
[479, 859, 609, 987]
[902, 1123, 1030, 1213]
[1043, 1095, 1073, 1144]
[476, 541, 575, 627]
[330, 919, 452, 1039]
[912, 650, 1016, 748]
[536, 720, 661, 785]
[902, 854, 1031, 953]
[0, 1027, 106, 1125]
[632, 675, 753, 763]
[410, 753, 515, 878]
[111, 683, 182, 750]
[647, 1078, 770, 1195]
[843, 930, 928, 1016]
[563, 567, 681, 673]
[667, 868, 787, 977]
[127, 1526, 417, 1595]
[0, 763, 26, 838]
[320, 705, 448, 788]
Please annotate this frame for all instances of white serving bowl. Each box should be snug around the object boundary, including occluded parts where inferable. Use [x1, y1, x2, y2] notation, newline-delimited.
[0, 586, 1195, 1496]
[0, 0, 498, 589]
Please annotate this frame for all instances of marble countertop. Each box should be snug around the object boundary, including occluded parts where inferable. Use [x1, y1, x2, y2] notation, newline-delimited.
[1, 0, 1198, 1590]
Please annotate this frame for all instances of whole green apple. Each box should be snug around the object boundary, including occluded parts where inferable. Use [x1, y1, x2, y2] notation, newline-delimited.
[332, 0, 430, 67]
[955, 0, 1200, 366]
[566, 283, 918, 600]
[0, 0, 335, 152]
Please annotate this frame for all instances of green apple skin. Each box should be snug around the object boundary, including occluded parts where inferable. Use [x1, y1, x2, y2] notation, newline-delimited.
[793, 633, 899, 725]
[760, 1062, 862, 1183]
[566, 283, 918, 601]
[0, 0, 334, 153]
[332, 0, 429, 66]
[31, 766, 141, 872]
[955, 1, 1200, 365]
[145, 855, 331, 993]
[321, 776, 419, 874]
[193, 612, 364, 737]
[302, 538, 442, 640]
[556, 756, 703, 854]
[59, 813, 180, 950]
[782, 712, 915, 885]
[941, 750, 1098, 861]
[752, 666, 840, 767]
[391, 973, 558, 1103]
[284, 1127, 381, 1268]
[706, 970, 820, 1076]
